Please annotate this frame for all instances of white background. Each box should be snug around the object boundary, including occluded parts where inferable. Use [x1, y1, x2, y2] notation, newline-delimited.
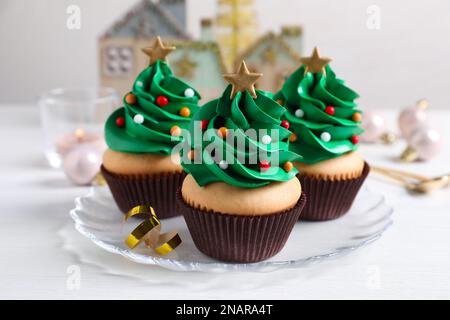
[1, 0, 450, 110]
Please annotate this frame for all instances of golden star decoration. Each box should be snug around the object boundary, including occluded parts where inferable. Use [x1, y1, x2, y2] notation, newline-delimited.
[223, 61, 262, 99]
[261, 46, 277, 65]
[142, 36, 176, 65]
[173, 53, 197, 79]
[300, 47, 332, 75]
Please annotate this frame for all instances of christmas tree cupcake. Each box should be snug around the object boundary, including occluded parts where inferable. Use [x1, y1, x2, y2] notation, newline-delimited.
[102, 37, 201, 218]
[275, 47, 369, 221]
[178, 62, 306, 263]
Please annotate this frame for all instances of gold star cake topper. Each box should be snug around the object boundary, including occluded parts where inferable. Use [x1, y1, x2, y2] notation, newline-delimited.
[223, 61, 262, 99]
[301, 47, 332, 75]
[142, 36, 176, 65]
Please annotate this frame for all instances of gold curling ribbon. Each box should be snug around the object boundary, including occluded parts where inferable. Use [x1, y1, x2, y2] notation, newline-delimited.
[124, 205, 181, 255]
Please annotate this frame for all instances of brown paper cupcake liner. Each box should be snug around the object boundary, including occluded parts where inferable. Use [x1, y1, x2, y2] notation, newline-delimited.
[297, 162, 370, 221]
[177, 191, 307, 263]
[101, 165, 186, 219]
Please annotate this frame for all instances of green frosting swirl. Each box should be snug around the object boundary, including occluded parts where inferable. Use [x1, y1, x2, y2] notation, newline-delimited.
[181, 85, 301, 188]
[105, 60, 200, 155]
[275, 65, 362, 164]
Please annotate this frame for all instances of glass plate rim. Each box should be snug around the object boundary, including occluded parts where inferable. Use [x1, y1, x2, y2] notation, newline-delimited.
[69, 186, 393, 272]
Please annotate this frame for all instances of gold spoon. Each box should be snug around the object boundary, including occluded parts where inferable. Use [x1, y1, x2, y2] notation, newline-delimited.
[406, 175, 450, 193]
[371, 166, 450, 194]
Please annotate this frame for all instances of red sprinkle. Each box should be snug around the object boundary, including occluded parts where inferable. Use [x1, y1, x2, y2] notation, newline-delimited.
[351, 135, 359, 144]
[280, 120, 290, 129]
[259, 160, 270, 171]
[156, 95, 169, 107]
[115, 116, 125, 127]
[325, 106, 335, 115]
[200, 120, 209, 130]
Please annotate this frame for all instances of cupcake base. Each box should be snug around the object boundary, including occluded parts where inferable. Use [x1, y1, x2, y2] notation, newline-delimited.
[297, 162, 370, 221]
[101, 165, 185, 219]
[177, 191, 307, 263]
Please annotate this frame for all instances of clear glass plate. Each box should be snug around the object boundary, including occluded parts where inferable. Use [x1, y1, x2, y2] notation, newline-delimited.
[70, 186, 393, 272]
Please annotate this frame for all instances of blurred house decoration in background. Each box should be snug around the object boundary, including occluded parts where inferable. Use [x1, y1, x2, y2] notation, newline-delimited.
[239, 27, 303, 92]
[99, 0, 192, 98]
[216, 0, 258, 69]
[170, 24, 227, 100]
[99, 0, 303, 101]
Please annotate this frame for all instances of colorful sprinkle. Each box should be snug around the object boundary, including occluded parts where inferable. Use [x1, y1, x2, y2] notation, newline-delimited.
[289, 133, 298, 142]
[219, 160, 228, 170]
[283, 161, 294, 172]
[184, 88, 195, 98]
[351, 135, 360, 144]
[218, 127, 228, 139]
[352, 112, 362, 122]
[133, 114, 144, 124]
[320, 132, 331, 142]
[156, 95, 169, 107]
[170, 125, 182, 136]
[261, 135, 272, 145]
[115, 116, 125, 127]
[325, 106, 335, 116]
[280, 120, 290, 129]
[295, 109, 304, 118]
[125, 93, 137, 105]
[200, 120, 209, 130]
[179, 107, 191, 117]
[259, 160, 270, 171]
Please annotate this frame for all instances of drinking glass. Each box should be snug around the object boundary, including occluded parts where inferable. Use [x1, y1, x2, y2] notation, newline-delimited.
[39, 87, 119, 168]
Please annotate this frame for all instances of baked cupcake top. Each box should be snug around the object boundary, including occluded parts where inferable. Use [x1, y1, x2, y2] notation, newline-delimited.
[181, 61, 301, 188]
[275, 47, 363, 164]
[105, 37, 201, 156]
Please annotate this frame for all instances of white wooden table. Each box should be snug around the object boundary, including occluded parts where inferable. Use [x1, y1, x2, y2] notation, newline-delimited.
[0, 105, 449, 299]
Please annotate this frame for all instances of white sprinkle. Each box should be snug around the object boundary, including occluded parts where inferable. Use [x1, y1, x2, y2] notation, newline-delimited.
[219, 160, 228, 170]
[320, 132, 331, 142]
[261, 135, 272, 145]
[295, 109, 304, 118]
[134, 114, 144, 124]
[136, 81, 144, 87]
[184, 88, 195, 98]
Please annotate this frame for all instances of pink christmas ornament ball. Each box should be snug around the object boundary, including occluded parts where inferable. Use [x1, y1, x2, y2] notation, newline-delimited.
[63, 145, 102, 185]
[407, 127, 442, 161]
[361, 111, 386, 143]
[398, 105, 428, 139]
